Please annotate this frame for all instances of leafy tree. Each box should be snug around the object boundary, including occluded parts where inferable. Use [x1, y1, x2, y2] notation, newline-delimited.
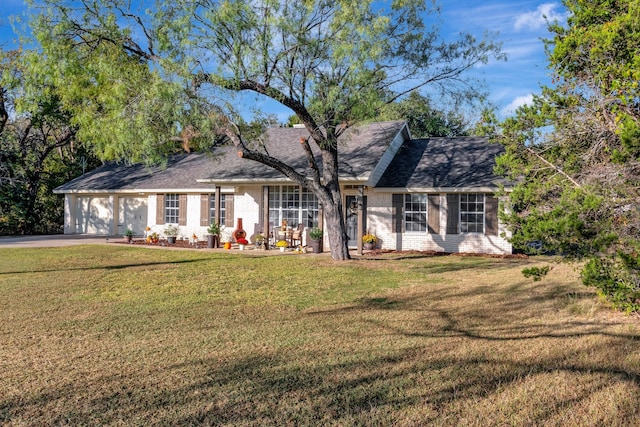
[0, 47, 98, 234]
[29, 0, 504, 260]
[496, 0, 640, 311]
[378, 92, 470, 138]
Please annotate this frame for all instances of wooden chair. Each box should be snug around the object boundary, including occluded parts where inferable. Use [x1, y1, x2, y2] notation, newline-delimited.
[290, 223, 304, 247]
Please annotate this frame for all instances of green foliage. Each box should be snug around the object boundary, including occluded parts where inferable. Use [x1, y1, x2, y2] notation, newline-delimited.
[378, 92, 470, 137]
[497, 0, 640, 311]
[0, 46, 100, 235]
[206, 223, 220, 236]
[309, 227, 323, 240]
[581, 255, 640, 312]
[522, 266, 550, 281]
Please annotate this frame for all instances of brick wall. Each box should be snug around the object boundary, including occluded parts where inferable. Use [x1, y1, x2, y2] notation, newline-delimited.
[367, 192, 512, 255]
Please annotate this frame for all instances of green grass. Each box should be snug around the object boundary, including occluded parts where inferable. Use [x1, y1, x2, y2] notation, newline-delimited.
[1, 246, 639, 426]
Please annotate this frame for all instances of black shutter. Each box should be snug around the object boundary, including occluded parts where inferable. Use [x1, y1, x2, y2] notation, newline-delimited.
[225, 195, 234, 228]
[446, 194, 459, 234]
[156, 194, 165, 224]
[200, 194, 210, 226]
[428, 194, 440, 234]
[392, 194, 404, 233]
[178, 194, 187, 226]
[485, 195, 499, 236]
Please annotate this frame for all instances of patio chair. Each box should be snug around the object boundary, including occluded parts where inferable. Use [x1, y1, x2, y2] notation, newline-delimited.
[290, 223, 304, 247]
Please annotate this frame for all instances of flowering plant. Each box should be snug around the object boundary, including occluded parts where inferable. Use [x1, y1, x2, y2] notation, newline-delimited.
[164, 224, 179, 237]
[362, 233, 377, 244]
[276, 240, 289, 248]
[236, 237, 249, 245]
[309, 227, 323, 240]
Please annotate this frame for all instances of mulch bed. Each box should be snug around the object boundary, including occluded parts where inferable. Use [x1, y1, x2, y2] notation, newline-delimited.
[118, 238, 217, 249]
[362, 249, 528, 259]
[116, 239, 528, 259]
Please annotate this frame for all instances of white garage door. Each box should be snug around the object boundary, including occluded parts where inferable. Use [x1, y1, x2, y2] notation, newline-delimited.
[76, 197, 111, 235]
[118, 197, 148, 236]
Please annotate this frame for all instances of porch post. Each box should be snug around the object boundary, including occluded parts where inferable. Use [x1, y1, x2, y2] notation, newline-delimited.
[214, 186, 221, 228]
[357, 186, 364, 255]
[262, 186, 270, 247]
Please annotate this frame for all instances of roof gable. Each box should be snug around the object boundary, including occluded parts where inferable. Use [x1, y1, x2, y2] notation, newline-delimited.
[375, 137, 508, 190]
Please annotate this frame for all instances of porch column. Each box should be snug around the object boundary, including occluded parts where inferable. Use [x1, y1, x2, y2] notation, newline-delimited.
[214, 186, 221, 227]
[357, 186, 364, 255]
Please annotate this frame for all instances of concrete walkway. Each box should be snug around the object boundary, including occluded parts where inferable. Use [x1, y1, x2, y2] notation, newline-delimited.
[0, 234, 111, 248]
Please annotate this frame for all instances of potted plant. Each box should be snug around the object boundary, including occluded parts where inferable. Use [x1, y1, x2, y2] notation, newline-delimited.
[309, 227, 323, 254]
[164, 224, 179, 244]
[363, 233, 377, 250]
[254, 233, 266, 249]
[123, 228, 134, 243]
[147, 232, 159, 244]
[276, 239, 289, 252]
[207, 223, 220, 248]
[220, 227, 232, 250]
[236, 237, 249, 250]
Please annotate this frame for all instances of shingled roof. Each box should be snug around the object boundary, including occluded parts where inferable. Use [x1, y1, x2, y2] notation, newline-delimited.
[54, 121, 407, 193]
[374, 137, 508, 190]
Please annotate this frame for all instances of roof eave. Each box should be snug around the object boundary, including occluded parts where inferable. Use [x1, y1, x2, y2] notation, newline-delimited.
[371, 185, 512, 193]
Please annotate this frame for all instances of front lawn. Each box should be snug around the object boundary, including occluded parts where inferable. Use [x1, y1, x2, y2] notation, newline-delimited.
[1, 246, 638, 426]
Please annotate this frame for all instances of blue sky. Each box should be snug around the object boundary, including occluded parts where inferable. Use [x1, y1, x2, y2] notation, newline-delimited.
[0, 0, 567, 120]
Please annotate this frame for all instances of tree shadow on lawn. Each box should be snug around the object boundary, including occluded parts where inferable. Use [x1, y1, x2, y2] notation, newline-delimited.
[4, 337, 638, 426]
[0, 258, 213, 276]
[4, 279, 640, 426]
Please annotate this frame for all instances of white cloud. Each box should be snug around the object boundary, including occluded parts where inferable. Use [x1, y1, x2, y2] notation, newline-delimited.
[502, 94, 534, 115]
[514, 3, 566, 31]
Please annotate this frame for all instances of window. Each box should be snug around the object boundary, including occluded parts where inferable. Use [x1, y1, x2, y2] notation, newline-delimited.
[460, 194, 484, 233]
[209, 194, 226, 225]
[404, 194, 428, 232]
[268, 185, 318, 227]
[300, 188, 319, 227]
[164, 194, 179, 224]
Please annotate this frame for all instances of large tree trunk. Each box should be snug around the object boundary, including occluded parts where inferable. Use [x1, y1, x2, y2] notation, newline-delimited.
[319, 193, 351, 261]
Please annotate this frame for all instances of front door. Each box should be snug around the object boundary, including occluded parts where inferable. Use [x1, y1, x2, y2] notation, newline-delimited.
[345, 195, 367, 247]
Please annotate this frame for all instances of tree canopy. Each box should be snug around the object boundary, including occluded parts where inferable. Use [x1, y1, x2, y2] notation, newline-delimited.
[0, 45, 98, 234]
[496, 0, 640, 311]
[28, 0, 504, 259]
[378, 92, 470, 138]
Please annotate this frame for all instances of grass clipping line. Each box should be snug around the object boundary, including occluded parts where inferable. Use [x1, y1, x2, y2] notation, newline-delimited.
[0, 245, 638, 426]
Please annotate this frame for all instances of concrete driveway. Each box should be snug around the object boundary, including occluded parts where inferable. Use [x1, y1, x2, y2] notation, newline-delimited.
[0, 235, 111, 248]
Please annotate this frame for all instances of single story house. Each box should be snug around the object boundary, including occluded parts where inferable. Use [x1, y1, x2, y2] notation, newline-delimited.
[53, 121, 512, 254]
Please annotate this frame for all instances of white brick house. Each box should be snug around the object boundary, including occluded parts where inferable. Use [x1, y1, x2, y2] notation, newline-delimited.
[54, 121, 512, 254]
